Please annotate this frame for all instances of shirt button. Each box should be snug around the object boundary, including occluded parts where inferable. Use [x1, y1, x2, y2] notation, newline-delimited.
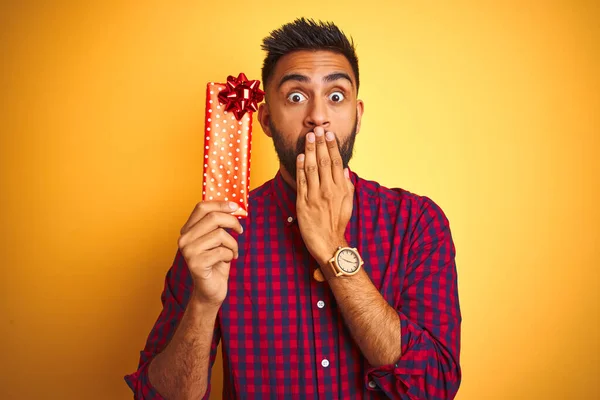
[321, 359, 329, 368]
[287, 216, 293, 223]
[368, 380, 377, 389]
[317, 300, 325, 309]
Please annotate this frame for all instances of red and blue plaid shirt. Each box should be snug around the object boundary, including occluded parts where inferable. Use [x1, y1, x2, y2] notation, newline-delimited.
[125, 169, 461, 399]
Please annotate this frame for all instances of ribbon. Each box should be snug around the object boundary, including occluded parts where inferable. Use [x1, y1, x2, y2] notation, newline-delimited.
[217, 72, 265, 120]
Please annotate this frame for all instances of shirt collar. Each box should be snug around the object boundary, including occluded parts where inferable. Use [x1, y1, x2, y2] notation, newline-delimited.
[270, 166, 359, 227]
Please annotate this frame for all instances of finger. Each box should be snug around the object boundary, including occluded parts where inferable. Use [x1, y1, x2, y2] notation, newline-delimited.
[325, 131, 345, 185]
[314, 126, 333, 188]
[187, 246, 235, 273]
[179, 211, 243, 248]
[184, 227, 239, 259]
[304, 131, 319, 192]
[296, 153, 307, 200]
[181, 201, 240, 235]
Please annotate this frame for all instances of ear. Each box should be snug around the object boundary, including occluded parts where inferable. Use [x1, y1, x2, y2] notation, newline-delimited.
[355, 99, 364, 134]
[258, 103, 272, 138]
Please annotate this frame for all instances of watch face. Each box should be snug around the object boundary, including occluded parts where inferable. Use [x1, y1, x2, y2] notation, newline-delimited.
[337, 249, 359, 273]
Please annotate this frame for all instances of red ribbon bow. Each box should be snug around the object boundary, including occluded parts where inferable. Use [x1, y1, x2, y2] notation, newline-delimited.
[217, 73, 265, 120]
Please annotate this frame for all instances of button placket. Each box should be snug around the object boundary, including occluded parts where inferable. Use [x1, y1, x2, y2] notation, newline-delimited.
[310, 259, 336, 398]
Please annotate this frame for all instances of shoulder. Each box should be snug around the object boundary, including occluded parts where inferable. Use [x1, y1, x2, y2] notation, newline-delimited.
[355, 173, 451, 232]
[356, 174, 444, 213]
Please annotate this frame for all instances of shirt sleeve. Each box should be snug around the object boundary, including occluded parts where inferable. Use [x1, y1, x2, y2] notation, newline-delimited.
[365, 196, 462, 399]
[124, 250, 222, 399]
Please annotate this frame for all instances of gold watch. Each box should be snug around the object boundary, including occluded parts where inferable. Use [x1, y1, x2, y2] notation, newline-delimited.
[313, 247, 364, 282]
[329, 246, 363, 276]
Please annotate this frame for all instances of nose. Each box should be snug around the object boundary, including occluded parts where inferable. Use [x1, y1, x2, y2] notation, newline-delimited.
[304, 96, 330, 129]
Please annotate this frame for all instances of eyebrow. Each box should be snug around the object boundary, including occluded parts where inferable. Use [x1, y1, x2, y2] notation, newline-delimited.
[277, 72, 354, 89]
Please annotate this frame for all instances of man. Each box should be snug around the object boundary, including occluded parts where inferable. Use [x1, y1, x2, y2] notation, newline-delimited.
[125, 18, 461, 399]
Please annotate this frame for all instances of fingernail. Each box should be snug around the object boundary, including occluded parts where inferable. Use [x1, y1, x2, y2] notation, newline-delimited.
[307, 132, 315, 143]
[315, 129, 323, 137]
[298, 154, 305, 162]
[229, 202, 239, 210]
[326, 131, 335, 141]
[344, 168, 350, 178]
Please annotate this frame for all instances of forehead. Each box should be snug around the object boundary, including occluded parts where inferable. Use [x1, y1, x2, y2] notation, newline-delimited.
[271, 50, 355, 86]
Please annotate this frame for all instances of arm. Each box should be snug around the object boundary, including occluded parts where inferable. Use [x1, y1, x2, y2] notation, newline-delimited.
[124, 251, 222, 400]
[317, 242, 401, 367]
[314, 197, 461, 399]
[148, 297, 220, 400]
[321, 198, 461, 400]
[125, 201, 243, 399]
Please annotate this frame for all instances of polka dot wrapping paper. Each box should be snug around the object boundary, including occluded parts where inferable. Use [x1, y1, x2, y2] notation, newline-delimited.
[201, 74, 264, 218]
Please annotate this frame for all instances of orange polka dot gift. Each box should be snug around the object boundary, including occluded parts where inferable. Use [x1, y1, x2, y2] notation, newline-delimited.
[202, 73, 265, 218]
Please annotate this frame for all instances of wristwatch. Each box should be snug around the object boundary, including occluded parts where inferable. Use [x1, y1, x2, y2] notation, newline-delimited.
[314, 246, 364, 282]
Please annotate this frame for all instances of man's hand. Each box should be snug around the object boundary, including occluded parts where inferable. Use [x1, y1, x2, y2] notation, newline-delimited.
[296, 126, 354, 266]
[178, 201, 244, 307]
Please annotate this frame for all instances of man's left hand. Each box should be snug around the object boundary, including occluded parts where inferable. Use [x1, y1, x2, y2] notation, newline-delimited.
[296, 126, 354, 267]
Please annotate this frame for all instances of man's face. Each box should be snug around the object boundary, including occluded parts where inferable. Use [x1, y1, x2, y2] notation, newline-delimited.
[258, 50, 364, 181]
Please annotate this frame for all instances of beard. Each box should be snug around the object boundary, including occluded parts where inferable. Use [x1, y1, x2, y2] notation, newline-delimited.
[269, 117, 358, 181]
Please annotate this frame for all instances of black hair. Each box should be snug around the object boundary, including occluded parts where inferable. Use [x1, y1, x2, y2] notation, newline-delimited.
[261, 18, 359, 93]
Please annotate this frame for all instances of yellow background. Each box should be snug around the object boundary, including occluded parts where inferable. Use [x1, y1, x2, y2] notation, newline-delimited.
[1, 1, 598, 399]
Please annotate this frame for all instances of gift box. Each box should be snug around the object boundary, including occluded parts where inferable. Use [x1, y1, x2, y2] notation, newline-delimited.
[202, 73, 265, 218]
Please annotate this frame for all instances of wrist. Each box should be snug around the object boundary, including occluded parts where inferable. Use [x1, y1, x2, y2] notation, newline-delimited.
[316, 238, 349, 268]
[316, 239, 351, 282]
[189, 291, 223, 315]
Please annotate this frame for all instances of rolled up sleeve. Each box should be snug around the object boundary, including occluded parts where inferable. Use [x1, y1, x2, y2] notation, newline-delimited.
[366, 197, 461, 399]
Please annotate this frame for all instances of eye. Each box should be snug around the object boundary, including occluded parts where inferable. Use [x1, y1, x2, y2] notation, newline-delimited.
[287, 92, 307, 103]
[329, 91, 345, 103]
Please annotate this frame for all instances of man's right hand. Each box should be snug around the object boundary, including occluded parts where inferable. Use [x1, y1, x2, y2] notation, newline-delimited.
[177, 201, 244, 307]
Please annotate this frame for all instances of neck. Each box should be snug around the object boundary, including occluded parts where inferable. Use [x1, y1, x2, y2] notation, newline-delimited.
[279, 165, 297, 192]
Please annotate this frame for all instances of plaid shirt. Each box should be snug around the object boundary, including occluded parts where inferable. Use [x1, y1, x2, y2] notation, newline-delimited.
[125, 169, 461, 399]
